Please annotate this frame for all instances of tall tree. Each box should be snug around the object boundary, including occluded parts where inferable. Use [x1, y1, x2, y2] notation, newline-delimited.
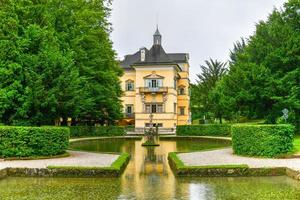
[0, 0, 123, 125]
[51, 0, 123, 125]
[229, 38, 247, 64]
[191, 59, 227, 123]
[213, 0, 300, 130]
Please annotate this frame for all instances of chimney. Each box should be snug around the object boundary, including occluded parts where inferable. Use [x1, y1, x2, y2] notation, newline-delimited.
[140, 47, 146, 62]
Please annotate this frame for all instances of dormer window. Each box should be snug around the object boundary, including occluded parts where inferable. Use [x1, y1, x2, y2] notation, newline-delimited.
[141, 49, 146, 62]
[125, 80, 134, 91]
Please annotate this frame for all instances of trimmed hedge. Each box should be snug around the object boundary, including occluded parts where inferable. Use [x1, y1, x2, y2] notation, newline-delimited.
[176, 124, 231, 136]
[0, 126, 69, 158]
[69, 126, 125, 137]
[232, 124, 295, 157]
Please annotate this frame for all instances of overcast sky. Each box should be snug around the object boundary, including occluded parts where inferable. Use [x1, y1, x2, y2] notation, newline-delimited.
[110, 0, 287, 83]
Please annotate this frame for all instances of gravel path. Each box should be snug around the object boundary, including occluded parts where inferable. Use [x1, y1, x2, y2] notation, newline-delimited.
[0, 151, 118, 170]
[179, 148, 300, 171]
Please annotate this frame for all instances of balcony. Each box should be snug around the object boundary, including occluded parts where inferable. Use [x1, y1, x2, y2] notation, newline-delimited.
[139, 87, 168, 93]
[124, 113, 135, 119]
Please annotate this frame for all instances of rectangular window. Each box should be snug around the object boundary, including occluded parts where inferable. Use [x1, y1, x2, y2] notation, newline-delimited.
[179, 107, 185, 115]
[157, 105, 163, 113]
[157, 79, 162, 87]
[145, 79, 163, 88]
[126, 82, 134, 91]
[145, 104, 151, 113]
[151, 104, 157, 113]
[151, 80, 157, 88]
[145, 104, 163, 113]
[126, 105, 133, 114]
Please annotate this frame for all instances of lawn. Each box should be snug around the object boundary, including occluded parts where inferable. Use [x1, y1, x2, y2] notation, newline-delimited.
[293, 136, 300, 154]
[280, 136, 300, 158]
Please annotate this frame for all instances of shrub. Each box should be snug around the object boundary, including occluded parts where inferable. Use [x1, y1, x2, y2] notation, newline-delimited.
[0, 126, 69, 158]
[176, 124, 231, 136]
[231, 124, 295, 157]
[69, 126, 125, 137]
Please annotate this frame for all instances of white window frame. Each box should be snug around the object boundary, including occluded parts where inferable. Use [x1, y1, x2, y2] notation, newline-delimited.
[126, 81, 134, 91]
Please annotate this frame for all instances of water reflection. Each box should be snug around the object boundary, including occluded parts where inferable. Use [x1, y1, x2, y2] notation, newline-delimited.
[1, 138, 298, 199]
[120, 138, 179, 199]
[69, 137, 230, 199]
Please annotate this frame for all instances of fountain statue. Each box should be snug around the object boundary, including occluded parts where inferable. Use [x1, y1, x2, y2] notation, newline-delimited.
[142, 113, 160, 146]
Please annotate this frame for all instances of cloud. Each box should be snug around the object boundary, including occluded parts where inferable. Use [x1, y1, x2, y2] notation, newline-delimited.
[110, 0, 286, 82]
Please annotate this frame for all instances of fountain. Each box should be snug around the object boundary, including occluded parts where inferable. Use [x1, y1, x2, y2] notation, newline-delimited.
[142, 113, 160, 146]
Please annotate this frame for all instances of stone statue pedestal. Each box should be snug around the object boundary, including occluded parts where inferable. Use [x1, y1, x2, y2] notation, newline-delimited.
[141, 114, 160, 147]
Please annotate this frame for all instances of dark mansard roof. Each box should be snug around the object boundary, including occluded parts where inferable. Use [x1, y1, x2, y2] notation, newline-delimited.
[120, 28, 189, 70]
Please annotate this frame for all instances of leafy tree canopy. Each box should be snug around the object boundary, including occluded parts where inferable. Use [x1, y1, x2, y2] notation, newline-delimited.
[212, 0, 300, 129]
[0, 0, 123, 126]
[192, 0, 299, 131]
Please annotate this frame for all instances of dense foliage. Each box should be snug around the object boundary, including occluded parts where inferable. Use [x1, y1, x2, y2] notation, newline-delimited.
[0, 0, 122, 126]
[191, 59, 227, 122]
[69, 126, 125, 137]
[176, 124, 231, 136]
[191, 0, 300, 132]
[0, 126, 69, 157]
[232, 124, 295, 157]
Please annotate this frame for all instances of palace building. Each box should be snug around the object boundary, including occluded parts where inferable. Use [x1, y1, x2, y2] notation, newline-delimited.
[119, 27, 191, 131]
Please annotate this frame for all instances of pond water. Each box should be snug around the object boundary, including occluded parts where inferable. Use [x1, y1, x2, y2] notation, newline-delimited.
[1, 137, 300, 200]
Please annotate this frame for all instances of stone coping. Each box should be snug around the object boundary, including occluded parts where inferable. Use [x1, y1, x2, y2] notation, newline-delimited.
[70, 135, 142, 142]
[168, 149, 300, 181]
[0, 151, 130, 178]
[0, 136, 138, 179]
[160, 135, 232, 141]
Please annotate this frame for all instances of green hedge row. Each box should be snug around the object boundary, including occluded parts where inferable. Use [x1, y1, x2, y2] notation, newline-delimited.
[0, 126, 69, 158]
[176, 124, 231, 136]
[232, 124, 295, 157]
[69, 126, 125, 137]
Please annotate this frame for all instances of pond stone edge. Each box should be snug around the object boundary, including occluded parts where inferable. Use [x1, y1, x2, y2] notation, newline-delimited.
[168, 152, 300, 181]
[0, 153, 130, 179]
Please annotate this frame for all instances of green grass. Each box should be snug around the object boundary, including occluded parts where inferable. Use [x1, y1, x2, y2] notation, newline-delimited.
[169, 152, 185, 168]
[293, 137, 300, 153]
[276, 137, 300, 158]
[110, 153, 130, 170]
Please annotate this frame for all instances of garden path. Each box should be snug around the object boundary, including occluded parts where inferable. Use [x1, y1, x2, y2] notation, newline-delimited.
[179, 148, 300, 171]
[0, 151, 118, 170]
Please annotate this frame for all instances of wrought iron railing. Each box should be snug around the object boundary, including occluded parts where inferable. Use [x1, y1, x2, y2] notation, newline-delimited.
[124, 113, 135, 119]
[139, 87, 168, 93]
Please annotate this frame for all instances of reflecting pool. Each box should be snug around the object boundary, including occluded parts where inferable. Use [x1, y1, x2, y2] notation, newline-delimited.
[1, 137, 300, 200]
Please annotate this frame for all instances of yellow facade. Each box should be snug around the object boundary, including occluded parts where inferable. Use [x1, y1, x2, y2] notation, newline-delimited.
[119, 28, 191, 130]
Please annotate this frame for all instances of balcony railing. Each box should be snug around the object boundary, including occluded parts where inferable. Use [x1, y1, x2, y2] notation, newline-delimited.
[139, 87, 168, 93]
[124, 113, 135, 119]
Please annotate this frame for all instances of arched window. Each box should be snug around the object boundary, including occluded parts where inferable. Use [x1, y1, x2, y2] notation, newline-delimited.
[125, 80, 134, 91]
[178, 87, 185, 95]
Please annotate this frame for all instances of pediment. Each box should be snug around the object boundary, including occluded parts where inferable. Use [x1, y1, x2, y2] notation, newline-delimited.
[144, 72, 164, 79]
[125, 79, 134, 82]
